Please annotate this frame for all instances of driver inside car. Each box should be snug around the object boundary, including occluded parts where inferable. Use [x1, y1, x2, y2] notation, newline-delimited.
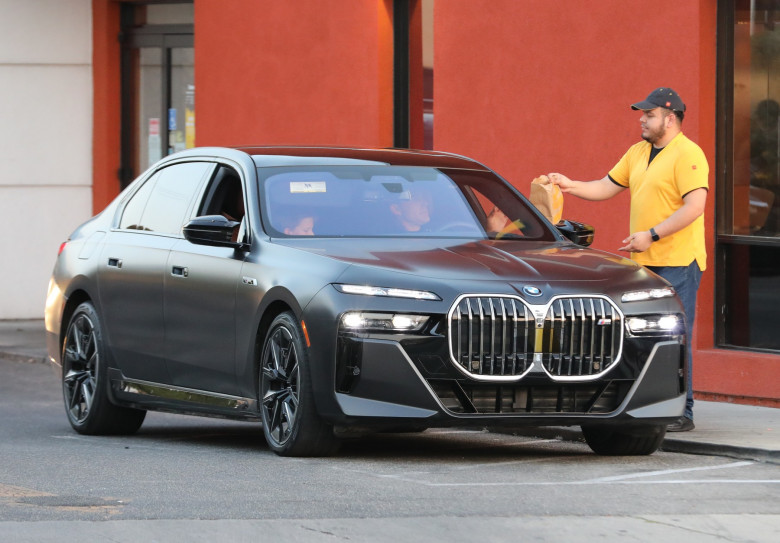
[389, 188, 432, 232]
[389, 186, 515, 236]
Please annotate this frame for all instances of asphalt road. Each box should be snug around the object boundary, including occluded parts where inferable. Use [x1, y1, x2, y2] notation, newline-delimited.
[1, 357, 778, 542]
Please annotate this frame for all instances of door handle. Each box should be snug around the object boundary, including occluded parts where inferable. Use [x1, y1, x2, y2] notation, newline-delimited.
[107, 258, 123, 269]
[171, 266, 189, 278]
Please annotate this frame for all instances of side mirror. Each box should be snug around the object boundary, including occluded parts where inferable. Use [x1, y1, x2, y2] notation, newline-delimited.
[183, 215, 245, 249]
[556, 220, 595, 247]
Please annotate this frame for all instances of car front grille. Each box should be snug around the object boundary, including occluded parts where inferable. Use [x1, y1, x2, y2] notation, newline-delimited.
[447, 295, 623, 381]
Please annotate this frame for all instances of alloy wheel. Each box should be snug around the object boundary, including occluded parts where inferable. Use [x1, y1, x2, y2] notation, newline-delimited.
[63, 313, 98, 425]
[261, 324, 301, 447]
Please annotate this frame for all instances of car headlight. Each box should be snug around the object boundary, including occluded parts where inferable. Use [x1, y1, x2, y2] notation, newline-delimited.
[621, 287, 675, 303]
[626, 314, 683, 335]
[334, 283, 441, 301]
[340, 311, 430, 332]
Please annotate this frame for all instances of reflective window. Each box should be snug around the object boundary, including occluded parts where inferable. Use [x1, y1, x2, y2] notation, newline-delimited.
[260, 166, 552, 240]
[723, 244, 780, 350]
[719, 0, 780, 352]
[146, 3, 193, 24]
[730, 0, 780, 236]
[120, 3, 194, 187]
[133, 46, 195, 172]
[119, 170, 159, 230]
[120, 162, 211, 234]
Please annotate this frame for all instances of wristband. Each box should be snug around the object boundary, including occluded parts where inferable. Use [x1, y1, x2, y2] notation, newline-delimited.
[649, 228, 660, 242]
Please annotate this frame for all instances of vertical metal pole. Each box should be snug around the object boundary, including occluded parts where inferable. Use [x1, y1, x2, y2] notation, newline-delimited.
[162, 46, 171, 158]
[393, 0, 410, 148]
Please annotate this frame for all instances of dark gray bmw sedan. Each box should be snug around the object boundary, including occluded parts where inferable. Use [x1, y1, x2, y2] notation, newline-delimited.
[45, 146, 686, 456]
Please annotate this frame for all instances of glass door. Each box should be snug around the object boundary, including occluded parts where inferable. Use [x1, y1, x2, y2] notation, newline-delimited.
[120, 3, 194, 187]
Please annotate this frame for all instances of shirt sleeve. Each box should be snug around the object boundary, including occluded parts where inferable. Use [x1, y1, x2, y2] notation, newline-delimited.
[674, 145, 709, 195]
[608, 149, 632, 188]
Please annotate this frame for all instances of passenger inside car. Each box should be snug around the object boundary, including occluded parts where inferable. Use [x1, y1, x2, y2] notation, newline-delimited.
[279, 212, 316, 236]
[218, 182, 245, 224]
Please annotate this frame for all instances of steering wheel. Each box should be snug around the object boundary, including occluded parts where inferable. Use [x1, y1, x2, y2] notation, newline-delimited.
[495, 219, 526, 240]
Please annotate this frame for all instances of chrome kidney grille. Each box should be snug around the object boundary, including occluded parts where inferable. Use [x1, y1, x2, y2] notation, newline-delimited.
[448, 297, 535, 379]
[447, 295, 623, 382]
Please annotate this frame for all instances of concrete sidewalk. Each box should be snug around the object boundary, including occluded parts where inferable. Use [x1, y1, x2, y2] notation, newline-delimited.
[0, 319, 47, 364]
[2, 319, 778, 464]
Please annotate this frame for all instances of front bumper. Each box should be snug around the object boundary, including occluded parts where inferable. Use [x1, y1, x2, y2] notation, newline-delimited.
[319, 330, 684, 429]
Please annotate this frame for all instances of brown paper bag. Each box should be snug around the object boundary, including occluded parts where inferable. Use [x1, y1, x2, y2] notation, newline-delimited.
[529, 175, 564, 224]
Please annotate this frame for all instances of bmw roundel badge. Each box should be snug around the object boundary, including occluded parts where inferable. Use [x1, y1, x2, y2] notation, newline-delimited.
[523, 285, 542, 297]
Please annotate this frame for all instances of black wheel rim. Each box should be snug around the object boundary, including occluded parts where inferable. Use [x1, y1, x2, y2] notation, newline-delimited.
[261, 324, 300, 447]
[62, 313, 98, 425]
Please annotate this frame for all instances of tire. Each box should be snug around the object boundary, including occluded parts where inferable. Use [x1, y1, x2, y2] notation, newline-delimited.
[259, 312, 339, 456]
[61, 302, 146, 435]
[582, 423, 666, 455]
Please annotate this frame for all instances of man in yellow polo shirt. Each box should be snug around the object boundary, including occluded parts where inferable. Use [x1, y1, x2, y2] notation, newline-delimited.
[549, 87, 708, 432]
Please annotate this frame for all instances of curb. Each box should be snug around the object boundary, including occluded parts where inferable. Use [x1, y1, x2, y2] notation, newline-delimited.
[660, 438, 780, 465]
[496, 426, 780, 465]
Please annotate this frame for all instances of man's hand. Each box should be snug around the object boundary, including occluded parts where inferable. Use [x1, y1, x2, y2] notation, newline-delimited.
[619, 188, 707, 253]
[548, 173, 576, 192]
[618, 231, 653, 253]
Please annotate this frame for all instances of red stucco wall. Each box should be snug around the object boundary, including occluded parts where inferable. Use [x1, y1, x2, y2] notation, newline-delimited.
[434, 0, 709, 255]
[194, 0, 394, 148]
[92, 0, 122, 213]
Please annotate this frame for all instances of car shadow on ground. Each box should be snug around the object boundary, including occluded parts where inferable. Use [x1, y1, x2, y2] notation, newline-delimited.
[337, 430, 589, 460]
[131, 416, 589, 460]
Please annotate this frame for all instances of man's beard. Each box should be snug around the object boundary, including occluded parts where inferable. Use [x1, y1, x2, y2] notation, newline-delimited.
[642, 125, 666, 145]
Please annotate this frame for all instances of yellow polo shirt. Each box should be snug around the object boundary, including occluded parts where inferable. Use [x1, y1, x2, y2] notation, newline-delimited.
[608, 132, 709, 270]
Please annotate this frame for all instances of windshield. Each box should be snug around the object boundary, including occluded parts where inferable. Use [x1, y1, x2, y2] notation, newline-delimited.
[259, 165, 553, 240]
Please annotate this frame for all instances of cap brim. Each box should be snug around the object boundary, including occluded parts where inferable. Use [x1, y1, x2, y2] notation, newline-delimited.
[630, 100, 659, 111]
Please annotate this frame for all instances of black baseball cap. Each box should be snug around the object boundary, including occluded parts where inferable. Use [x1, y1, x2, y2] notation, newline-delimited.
[631, 87, 686, 112]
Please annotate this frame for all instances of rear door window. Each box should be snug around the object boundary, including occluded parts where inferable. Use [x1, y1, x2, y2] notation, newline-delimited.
[119, 162, 213, 234]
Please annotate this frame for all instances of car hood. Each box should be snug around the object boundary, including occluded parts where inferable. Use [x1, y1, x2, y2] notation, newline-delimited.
[276, 238, 641, 285]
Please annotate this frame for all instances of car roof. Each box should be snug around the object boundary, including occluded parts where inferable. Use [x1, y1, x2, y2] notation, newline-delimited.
[232, 146, 490, 170]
